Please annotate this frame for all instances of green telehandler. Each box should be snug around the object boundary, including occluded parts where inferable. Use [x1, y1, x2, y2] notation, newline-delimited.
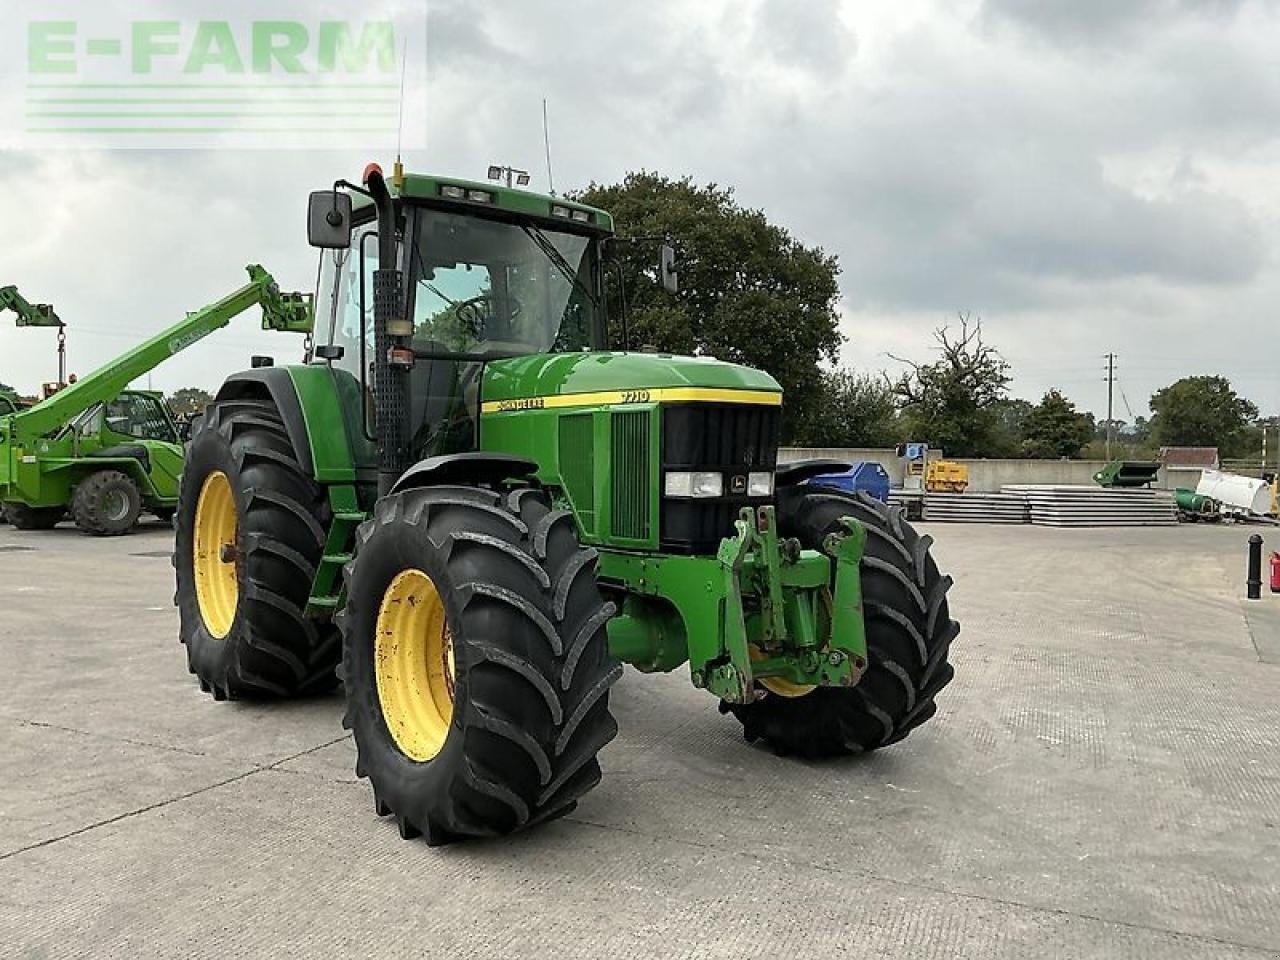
[173, 164, 958, 844]
[0, 268, 312, 534]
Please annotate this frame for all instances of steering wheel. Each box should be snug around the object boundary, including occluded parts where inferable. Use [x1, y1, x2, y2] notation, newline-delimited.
[455, 294, 523, 335]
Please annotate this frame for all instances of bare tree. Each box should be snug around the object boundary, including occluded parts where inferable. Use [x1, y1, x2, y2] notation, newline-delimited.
[888, 313, 1011, 457]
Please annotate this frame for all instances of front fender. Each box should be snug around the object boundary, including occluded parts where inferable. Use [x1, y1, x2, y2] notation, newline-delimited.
[390, 452, 538, 494]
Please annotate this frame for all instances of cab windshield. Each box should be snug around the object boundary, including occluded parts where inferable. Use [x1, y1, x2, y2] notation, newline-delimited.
[407, 207, 600, 356]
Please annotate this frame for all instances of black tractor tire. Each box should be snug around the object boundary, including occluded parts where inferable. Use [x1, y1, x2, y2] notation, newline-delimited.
[174, 397, 339, 700]
[338, 485, 621, 845]
[71, 470, 142, 536]
[3, 502, 64, 530]
[724, 487, 958, 757]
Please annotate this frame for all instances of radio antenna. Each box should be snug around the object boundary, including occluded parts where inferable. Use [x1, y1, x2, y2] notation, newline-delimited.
[394, 36, 408, 186]
[543, 97, 556, 196]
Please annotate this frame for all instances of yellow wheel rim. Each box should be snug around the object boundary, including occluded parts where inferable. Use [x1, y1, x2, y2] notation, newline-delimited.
[193, 471, 238, 639]
[749, 645, 817, 698]
[374, 568, 455, 762]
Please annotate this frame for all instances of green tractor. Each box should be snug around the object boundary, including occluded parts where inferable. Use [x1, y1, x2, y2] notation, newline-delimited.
[0, 270, 311, 534]
[174, 164, 958, 844]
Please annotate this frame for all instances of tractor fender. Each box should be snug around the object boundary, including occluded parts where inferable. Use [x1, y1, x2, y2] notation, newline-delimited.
[215, 368, 315, 476]
[775, 459, 853, 487]
[390, 452, 539, 494]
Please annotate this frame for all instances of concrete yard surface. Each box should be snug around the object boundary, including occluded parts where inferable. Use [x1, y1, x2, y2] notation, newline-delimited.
[1, 519, 1278, 958]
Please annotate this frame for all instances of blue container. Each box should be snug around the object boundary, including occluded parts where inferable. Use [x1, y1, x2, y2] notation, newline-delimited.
[806, 461, 891, 503]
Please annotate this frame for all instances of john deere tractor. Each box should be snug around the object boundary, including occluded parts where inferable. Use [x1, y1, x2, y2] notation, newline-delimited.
[174, 164, 958, 844]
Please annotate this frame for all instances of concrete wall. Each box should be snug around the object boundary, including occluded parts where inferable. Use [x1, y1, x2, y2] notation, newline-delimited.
[779, 447, 1194, 492]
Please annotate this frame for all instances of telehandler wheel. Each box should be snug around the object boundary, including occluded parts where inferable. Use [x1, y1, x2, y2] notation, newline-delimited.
[174, 397, 339, 700]
[2, 503, 63, 530]
[338, 485, 621, 845]
[724, 488, 958, 758]
[71, 469, 141, 536]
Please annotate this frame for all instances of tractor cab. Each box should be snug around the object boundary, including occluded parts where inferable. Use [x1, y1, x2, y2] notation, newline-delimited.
[310, 170, 613, 460]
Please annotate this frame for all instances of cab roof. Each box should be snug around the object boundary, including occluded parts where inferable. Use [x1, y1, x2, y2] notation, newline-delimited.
[353, 168, 614, 234]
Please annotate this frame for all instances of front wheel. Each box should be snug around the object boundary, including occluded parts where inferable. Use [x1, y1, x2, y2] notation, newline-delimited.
[723, 487, 958, 757]
[71, 470, 141, 536]
[338, 484, 620, 845]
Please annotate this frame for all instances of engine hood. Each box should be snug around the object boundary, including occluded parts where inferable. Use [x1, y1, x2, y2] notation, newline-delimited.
[481, 352, 781, 413]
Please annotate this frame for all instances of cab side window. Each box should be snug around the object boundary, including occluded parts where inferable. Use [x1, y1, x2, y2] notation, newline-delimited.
[105, 394, 175, 442]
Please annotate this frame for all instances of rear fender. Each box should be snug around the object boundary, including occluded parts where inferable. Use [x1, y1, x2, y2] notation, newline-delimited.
[216, 366, 358, 484]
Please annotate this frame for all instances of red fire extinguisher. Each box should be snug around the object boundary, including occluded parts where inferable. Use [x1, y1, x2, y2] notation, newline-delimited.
[1270, 552, 1280, 594]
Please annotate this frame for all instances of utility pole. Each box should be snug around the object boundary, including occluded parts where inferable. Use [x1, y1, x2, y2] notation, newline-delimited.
[1104, 352, 1116, 460]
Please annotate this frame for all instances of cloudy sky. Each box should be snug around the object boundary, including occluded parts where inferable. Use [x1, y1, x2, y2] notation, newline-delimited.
[2, 0, 1278, 425]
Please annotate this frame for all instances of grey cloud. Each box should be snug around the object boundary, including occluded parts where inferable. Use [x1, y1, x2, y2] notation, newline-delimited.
[980, 0, 1252, 45]
[752, 0, 856, 74]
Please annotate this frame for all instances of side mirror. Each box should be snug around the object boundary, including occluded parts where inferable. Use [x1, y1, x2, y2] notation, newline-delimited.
[659, 243, 679, 294]
[308, 190, 353, 249]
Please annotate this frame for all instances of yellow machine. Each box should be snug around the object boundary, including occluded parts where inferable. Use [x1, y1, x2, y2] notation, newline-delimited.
[897, 442, 969, 494]
[926, 460, 969, 493]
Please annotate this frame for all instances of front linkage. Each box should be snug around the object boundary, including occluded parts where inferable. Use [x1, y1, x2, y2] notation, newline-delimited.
[707, 505, 868, 702]
[603, 506, 868, 703]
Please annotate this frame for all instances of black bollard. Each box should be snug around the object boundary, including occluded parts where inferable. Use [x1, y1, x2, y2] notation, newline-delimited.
[1247, 534, 1263, 600]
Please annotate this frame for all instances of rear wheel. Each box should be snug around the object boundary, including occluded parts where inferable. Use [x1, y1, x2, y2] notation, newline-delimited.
[3, 503, 64, 530]
[174, 397, 339, 699]
[338, 484, 621, 845]
[723, 487, 958, 757]
[71, 469, 141, 536]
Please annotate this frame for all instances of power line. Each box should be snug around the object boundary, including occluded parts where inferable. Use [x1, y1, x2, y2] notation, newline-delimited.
[1117, 380, 1135, 421]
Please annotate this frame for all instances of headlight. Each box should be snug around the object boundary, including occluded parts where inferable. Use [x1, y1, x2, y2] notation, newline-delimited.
[747, 471, 774, 497]
[665, 471, 723, 498]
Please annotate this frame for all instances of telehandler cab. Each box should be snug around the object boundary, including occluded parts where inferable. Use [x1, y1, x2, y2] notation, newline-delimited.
[174, 164, 958, 844]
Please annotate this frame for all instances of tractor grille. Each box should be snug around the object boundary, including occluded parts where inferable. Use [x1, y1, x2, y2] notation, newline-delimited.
[660, 403, 781, 553]
[558, 413, 595, 535]
[610, 409, 651, 541]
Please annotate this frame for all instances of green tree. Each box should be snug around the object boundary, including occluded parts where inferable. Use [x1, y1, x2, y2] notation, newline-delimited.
[989, 397, 1034, 457]
[169, 387, 213, 417]
[891, 315, 1011, 457]
[1105, 415, 1155, 444]
[1020, 389, 1095, 458]
[1149, 375, 1258, 454]
[575, 173, 842, 439]
[792, 369, 898, 447]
